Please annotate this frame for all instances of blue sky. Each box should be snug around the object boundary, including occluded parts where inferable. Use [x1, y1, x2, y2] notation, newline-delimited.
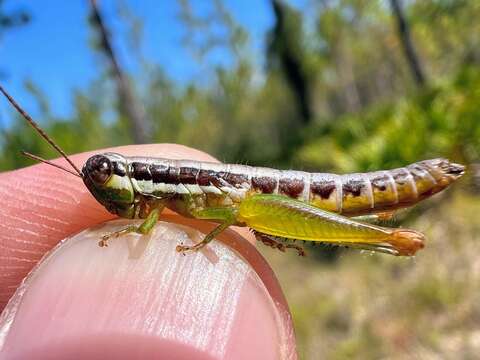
[0, 1, 309, 123]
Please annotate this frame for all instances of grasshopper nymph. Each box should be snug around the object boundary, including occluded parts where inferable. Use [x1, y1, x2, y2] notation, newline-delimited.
[0, 86, 465, 257]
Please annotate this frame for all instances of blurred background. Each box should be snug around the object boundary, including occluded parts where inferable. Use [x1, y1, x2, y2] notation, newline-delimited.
[0, 0, 479, 358]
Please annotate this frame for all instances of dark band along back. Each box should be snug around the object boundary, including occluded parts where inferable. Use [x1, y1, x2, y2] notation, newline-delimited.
[179, 167, 199, 184]
[150, 164, 170, 183]
[279, 177, 304, 198]
[131, 162, 151, 181]
[129, 160, 250, 190]
[197, 169, 212, 186]
[371, 175, 389, 191]
[251, 176, 276, 194]
[342, 179, 364, 197]
[310, 180, 336, 199]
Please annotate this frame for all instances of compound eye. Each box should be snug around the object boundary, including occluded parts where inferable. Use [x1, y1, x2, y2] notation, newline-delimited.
[86, 155, 112, 185]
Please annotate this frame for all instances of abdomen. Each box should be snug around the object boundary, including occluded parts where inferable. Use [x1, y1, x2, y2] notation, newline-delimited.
[306, 158, 464, 215]
[126, 156, 464, 216]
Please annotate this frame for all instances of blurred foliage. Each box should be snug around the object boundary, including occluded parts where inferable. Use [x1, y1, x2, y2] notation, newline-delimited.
[0, 0, 480, 357]
[297, 64, 480, 173]
[1, 0, 478, 173]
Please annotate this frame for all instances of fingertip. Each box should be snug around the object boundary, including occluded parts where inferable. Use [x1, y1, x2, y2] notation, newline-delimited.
[0, 221, 296, 359]
[2, 144, 297, 358]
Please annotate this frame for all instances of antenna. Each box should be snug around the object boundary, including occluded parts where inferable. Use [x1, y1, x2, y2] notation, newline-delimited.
[0, 85, 83, 177]
[21, 151, 81, 177]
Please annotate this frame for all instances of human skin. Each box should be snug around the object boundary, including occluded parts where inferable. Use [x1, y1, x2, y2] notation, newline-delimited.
[0, 144, 297, 359]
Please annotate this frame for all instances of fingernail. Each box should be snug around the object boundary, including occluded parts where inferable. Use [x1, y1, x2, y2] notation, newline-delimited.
[0, 220, 296, 359]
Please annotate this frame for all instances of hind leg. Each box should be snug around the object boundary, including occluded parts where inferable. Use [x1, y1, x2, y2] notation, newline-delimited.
[254, 231, 306, 257]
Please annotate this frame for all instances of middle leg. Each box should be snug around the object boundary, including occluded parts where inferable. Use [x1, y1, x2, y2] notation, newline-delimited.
[175, 207, 237, 253]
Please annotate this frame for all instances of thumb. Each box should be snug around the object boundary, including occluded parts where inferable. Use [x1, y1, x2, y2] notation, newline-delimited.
[0, 144, 297, 359]
[0, 220, 296, 359]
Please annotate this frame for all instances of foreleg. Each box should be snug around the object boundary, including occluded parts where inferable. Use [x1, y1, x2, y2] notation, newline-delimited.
[99, 207, 160, 247]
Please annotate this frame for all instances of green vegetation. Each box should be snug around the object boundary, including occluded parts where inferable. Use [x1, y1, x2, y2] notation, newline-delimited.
[2, 1, 480, 172]
[297, 65, 480, 172]
[1, 1, 479, 358]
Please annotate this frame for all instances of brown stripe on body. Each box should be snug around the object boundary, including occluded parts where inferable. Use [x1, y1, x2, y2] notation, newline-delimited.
[309, 174, 340, 212]
[150, 163, 170, 183]
[178, 167, 199, 184]
[195, 164, 249, 190]
[278, 171, 306, 199]
[371, 174, 388, 191]
[165, 166, 180, 184]
[311, 180, 335, 199]
[208, 171, 229, 188]
[148, 160, 251, 190]
[131, 162, 152, 181]
[340, 174, 374, 214]
[368, 171, 399, 207]
[250, 167, 280, 195]
[279, 178, 304, 198]
[342, 177, 363, 197]
[217, 169, 249, 188]
[189, 163, 224, 188]
[251, 176, 276, 194]
[227, 172, 250, 186]
[406, 163, 437, 196]
[196, 169, 214, 186]
[194, 163, 252, 205]
[390, 168, 418, 204]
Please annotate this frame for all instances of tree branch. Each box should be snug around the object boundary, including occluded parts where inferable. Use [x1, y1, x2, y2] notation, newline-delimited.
[89, 0, 149, 143]
[389, 0, 426, 87]
[270, 0, 312, 124]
